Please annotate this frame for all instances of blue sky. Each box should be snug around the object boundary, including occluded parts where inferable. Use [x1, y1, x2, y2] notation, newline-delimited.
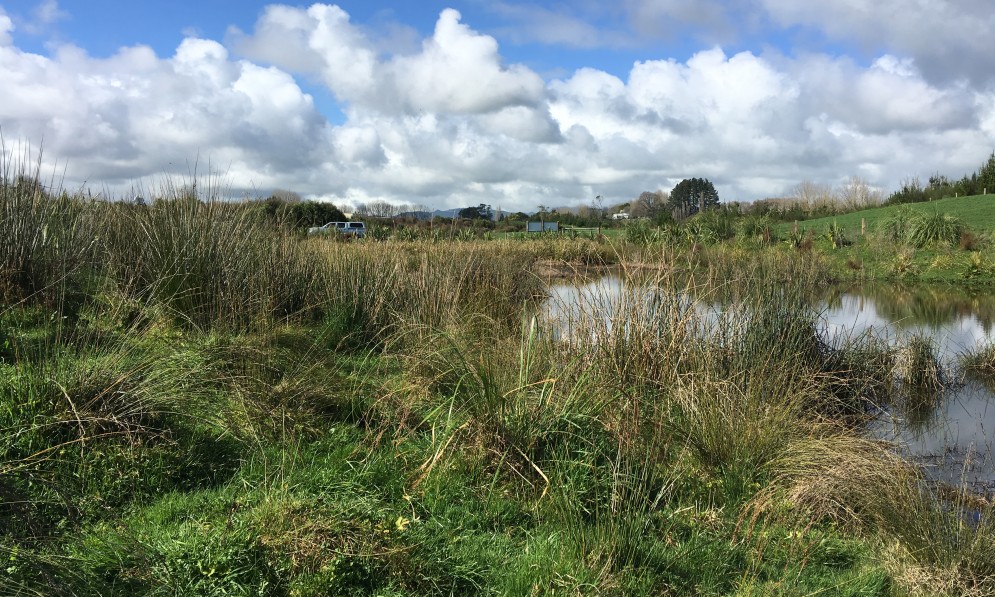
[2, 0, 995, 212]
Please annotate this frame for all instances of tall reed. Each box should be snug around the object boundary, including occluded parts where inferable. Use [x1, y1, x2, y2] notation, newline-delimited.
[0, 144, 99, 311]
[99, 188, 324, 330]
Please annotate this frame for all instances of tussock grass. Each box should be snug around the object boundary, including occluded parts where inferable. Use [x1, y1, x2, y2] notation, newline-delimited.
[907, 212, 967, 248]
[895, 334, 947, 421]
[961, 343, 995, 386]
[880, 205, 916, 244]
[756, 431, 995, 594]
[310, 241, 546, 348]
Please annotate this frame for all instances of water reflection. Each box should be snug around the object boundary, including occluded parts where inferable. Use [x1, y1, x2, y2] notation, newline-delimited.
[822, 288, 995, 357]
[545, 276, 995, 489]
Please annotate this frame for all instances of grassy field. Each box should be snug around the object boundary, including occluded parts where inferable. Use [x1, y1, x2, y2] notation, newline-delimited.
[4, 174, 995, 595]
[781, 194, 995, 237]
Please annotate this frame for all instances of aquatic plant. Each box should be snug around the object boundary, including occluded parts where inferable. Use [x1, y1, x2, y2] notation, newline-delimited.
[894, 334, 946, 422]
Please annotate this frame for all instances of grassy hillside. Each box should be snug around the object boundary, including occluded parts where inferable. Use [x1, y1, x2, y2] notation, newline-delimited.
[781, 194, 995, 236]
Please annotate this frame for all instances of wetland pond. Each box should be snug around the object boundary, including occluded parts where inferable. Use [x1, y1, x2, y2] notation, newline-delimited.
[545, 276, 995, 491]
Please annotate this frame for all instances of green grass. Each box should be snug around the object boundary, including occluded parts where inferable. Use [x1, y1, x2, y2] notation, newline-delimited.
[780, 194, 995, 237]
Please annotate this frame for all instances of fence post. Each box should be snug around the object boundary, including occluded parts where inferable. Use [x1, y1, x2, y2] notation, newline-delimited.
[861, 218, 865, 236]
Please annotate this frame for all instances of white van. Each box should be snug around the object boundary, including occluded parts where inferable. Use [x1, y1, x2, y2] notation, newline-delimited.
[307, 221, 367, 238]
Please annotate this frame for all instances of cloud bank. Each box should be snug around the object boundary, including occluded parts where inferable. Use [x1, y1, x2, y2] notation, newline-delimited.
[2, 2, 995, 211]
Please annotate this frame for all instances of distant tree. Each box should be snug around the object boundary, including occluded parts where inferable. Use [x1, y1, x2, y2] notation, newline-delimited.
[954, 174, 978, 197]
[592, 195, 605, 217]
[977, 152, 995, 194]
[459, 204, 493, 220]
[355, 200, 402, 218]
[885, 177, 928, 205]
[271, 188, 303, 203]
[790, 180, 836, 207]
[287, 201, 347, 228]
[576, 205, 597, 220]
[630, 190, 669, 220]
[928, 173, 951, 189]
[669, 178, 719, 217]
[254, 193, 346, 228]
[838, 176, 883, 210]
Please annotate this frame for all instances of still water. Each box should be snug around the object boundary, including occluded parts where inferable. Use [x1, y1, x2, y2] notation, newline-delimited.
[546, 277, 995, 489]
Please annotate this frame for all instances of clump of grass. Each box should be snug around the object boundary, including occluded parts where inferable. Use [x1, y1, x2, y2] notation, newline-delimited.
[737, 214, 775, 244]
[669, 372, 812, 487]
[890, 247, 920, 278]
[961, 343, 995, 386]
[959, 230, 983, 251]
[895, 334, 946, 417]
[757, 432, 995, 594]
[624, 219, 658, 245]
[546, 434, 675, 592]
[908, 212, 966, 248]
[700, 244, 832, 289]
[962, 251, 993, 280]
[817, 333, 895, 419]
[879, 205, 916, 244]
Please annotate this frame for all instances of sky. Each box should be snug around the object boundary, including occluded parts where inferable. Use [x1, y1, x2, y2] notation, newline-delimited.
[2, 0, 995, 212]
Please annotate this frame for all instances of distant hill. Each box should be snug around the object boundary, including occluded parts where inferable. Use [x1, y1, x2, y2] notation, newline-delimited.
[389, 209, 462, 220]
[389, 205, 595, 221]
[432, 208, 462, 219]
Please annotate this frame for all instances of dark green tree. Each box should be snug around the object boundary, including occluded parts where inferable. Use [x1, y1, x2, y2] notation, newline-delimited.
[459, 204, 493, 220]
[977, 152, 995, 195]
[669, 178, 719, 217]
[288, 201, 347, 228]
[258, 197, 347, 229]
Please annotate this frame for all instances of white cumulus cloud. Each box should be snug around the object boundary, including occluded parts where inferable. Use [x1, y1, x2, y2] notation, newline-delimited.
[4, 2, 995, 213]
[0, 33, 333, 188]
[231, 6, 545, 116]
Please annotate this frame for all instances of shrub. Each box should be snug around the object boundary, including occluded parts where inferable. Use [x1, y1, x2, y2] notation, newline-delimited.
[737, 214, 775, 244]
[959, 230, 982, 251]
[826, 221, 848, 248]
[890, 247, 920, 279]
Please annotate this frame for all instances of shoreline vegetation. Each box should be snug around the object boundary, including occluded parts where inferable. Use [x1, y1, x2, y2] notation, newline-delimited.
[4, 169, 995, 595]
